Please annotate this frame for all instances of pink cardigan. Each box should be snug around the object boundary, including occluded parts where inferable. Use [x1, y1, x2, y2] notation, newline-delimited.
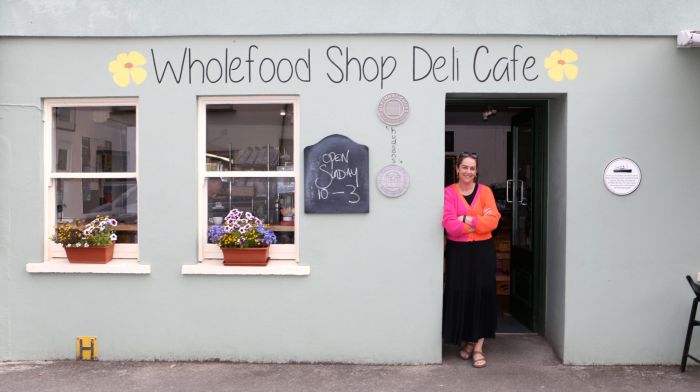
[442, 183, 501, 242]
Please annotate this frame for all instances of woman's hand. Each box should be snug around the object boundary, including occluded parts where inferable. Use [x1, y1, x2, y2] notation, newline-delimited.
[458, 215, 474, 225]
[457, 215, 475, 232]
[483, 208, 495, 216]
[463, 215, 475, 232]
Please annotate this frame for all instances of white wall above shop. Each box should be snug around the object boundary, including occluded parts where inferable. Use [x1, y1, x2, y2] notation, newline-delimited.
[1, 0, 699, 37]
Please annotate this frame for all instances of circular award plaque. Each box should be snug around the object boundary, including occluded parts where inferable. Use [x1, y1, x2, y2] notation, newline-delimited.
[377, 93, 409, 126]
[376, 164, 410, 198]
[603, 158, 641, 196]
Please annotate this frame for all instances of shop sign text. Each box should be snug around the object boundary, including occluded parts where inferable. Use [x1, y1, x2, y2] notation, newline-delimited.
[148, 44, 541, 89]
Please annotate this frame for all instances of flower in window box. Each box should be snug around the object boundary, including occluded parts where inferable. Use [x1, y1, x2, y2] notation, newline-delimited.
[51, 216, 118, 248]
[208, 209, 277, 249]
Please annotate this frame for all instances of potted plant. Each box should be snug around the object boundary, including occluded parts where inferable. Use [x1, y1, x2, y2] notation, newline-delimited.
[208, 209, 277, 266]
[51, 216, 118, 263]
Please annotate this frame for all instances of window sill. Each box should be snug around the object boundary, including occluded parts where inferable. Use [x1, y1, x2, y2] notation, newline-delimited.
[26, 258, 151, 274]
[181, 259, 310, 276]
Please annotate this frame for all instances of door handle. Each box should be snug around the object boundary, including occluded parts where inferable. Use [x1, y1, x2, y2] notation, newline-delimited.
[506, 179, 513, 203]
[519, 180, 525, 204]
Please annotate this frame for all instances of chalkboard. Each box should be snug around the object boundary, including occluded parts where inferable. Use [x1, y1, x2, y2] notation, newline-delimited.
[304, 134, 369, 213]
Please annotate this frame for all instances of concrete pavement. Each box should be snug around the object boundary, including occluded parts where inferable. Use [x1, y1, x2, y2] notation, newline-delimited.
[0, 335, 698, 392]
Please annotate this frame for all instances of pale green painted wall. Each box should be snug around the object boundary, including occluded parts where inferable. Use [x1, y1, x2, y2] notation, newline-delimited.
[546, 96, 567, 359]
[1, 35, 699, 364]
[563, 38, 700, 364]
[0, 121, 10, 360]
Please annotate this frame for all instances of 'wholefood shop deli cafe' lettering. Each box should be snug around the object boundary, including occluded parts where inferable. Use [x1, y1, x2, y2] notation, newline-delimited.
[149, 44, 539, 88]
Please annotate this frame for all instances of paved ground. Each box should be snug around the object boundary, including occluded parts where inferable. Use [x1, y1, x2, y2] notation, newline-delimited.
[0, 335, 698, 392]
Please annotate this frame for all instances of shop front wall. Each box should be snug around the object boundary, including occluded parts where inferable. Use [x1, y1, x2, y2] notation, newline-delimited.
[0, 35, 699, 364]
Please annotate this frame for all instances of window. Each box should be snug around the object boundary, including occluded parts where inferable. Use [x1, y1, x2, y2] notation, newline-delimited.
[198, 96, 299, 261]
[44, 99, 138, 260]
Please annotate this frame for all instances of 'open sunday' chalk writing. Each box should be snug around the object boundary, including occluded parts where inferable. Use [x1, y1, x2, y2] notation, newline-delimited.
[313, 150, 360, 204]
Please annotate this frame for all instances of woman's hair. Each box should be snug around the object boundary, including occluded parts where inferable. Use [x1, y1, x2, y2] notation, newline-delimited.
[456, 152, 479, 182]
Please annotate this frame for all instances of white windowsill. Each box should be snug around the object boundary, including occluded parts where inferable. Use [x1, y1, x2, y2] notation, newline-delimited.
[181, 259, 310, 276]
[26, 258, 151, 274]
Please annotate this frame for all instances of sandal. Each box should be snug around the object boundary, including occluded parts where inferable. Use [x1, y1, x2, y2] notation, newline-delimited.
[472, 351, 487, 368]
[458, 342, 475, 360]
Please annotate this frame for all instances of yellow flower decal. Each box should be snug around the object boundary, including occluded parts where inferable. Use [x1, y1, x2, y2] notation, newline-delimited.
[108, 51, 147, 87]
[544, 49, 578, 81]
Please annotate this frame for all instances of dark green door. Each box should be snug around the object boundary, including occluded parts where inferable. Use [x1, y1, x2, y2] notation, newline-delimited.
[508, 111, 537, 330]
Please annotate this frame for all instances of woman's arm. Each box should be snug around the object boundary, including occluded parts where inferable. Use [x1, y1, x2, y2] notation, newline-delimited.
[472, 187, 501, 234]
[442, 188, 468, 236]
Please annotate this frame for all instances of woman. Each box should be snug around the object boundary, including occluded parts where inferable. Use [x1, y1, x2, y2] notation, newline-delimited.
[442, 152, 501, 368]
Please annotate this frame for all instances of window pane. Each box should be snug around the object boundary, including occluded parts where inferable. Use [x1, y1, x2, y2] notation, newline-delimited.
[206, 104, 294, 171]
[207, 177, 295, 244]
[55, 179, 137, 243]
[53, 107, 136, 173]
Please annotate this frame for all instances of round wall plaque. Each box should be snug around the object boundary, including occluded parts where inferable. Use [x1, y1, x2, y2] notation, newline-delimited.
[376, 164, 410, 198]
[603, 158, 641, 196]
[378, 93, 409, 126]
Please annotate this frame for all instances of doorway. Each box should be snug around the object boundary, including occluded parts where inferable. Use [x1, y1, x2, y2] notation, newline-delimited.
[444, 98, 547, 334]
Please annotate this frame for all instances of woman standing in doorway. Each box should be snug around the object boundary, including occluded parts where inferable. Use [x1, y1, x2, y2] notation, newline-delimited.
[442, 152, 501, 368]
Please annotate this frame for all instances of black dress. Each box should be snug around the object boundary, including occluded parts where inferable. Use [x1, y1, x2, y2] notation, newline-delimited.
[442, 189, 498, 344]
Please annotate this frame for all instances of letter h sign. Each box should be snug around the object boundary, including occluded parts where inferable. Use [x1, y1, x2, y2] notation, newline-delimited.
[76, 336, 97, 361]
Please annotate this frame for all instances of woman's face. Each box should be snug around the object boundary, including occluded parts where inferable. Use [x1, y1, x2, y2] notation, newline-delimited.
[456, 157, 478, 184]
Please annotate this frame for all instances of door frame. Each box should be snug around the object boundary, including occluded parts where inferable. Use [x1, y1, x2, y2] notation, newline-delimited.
[445, 97, 548, 334]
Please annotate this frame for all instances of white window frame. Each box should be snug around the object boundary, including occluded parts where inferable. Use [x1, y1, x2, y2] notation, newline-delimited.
[43, 98, 139, 261]
[197, 96, 300, 262]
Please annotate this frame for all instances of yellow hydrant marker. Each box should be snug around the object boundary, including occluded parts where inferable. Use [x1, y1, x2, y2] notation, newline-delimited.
[76, 336, 97, 360]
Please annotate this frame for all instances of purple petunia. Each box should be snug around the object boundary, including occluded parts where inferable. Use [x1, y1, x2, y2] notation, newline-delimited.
[207, 225, 225, 243]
